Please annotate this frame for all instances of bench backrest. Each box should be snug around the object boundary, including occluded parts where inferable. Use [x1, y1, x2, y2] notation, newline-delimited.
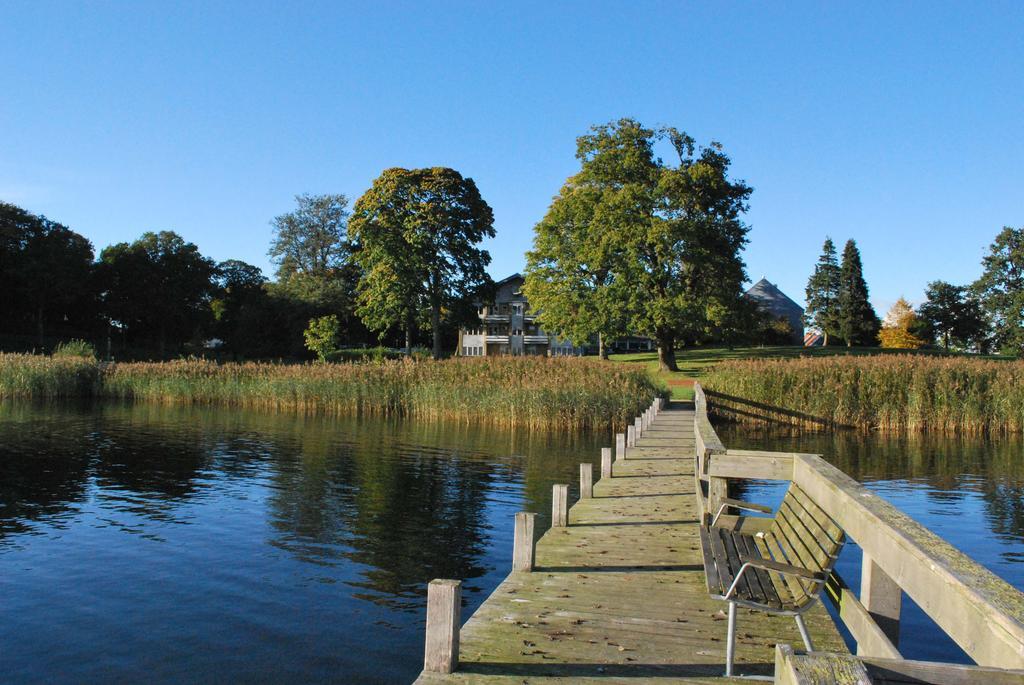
[765, 482, 845, 606]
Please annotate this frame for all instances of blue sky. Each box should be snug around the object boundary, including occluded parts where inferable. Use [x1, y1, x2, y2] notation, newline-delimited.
[2, 1, 1021, 315]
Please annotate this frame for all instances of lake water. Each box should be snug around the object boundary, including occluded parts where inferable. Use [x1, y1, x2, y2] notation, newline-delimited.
[1, 403, 1021, 681]
[0, 402, 601, 683]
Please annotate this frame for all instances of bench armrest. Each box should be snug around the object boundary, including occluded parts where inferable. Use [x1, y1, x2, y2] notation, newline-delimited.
[720, 498, 773, 513]
[739, 555, 825, 582]
[711, 498, 774, 527]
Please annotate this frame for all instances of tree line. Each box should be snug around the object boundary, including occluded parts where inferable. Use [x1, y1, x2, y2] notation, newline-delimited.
[0, 167, 495, 360]
[804, 228, 1024, 354]
[5, 117, 1020, 363]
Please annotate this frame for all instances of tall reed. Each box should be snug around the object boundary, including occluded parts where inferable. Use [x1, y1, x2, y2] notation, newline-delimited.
[0, 353, 100, 398]
[702, 355, 1024, 433]
[0, 353, 658, 432]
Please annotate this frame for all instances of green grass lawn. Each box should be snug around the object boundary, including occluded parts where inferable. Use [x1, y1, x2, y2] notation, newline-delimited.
[609, 345, 1005, 401]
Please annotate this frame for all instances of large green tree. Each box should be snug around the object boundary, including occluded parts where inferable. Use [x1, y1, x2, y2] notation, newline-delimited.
[836, 239, 879, 346]
[97, 231, 217, 357]
[527, 119, 751, 371]
[268, 192, 368, 352]
[268, 193, 361, 341]
[269, 193, 352, 278]
[804, 237, 841, 345]
[349, 167, 495, 359]
[523, 184, 627, 358]
[917, 280, 986, 351]
[211, 259, 270, 357]
[972, 226, 1024, 354]
[0, 202, 96, 346]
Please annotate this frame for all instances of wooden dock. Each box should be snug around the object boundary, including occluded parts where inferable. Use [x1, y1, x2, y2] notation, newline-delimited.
[415, 402, 845, 683]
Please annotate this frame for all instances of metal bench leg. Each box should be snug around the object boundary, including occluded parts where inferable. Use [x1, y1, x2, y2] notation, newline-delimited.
[725, 601, 737, 677]
[794, 613, 814, 652]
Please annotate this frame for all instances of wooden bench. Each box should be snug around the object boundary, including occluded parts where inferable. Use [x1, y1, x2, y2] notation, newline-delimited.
[698, 482, 845, 678]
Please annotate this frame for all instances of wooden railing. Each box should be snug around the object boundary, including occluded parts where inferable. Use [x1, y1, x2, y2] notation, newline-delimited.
[775, 644, 1024, 684]
[694, 382, 1024, 673]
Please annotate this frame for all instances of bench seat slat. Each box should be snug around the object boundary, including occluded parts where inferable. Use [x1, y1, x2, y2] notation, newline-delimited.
[734, 532, 786, 609]
[698, 524, 723, 594]
[720, 527, 758, 602]
[753, 533, 801, 607]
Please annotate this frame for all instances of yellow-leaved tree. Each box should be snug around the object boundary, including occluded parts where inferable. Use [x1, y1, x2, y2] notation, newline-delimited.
[878, 297, 926, 349]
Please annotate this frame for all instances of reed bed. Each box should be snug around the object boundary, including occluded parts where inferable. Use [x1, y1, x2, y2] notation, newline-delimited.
[0, 353, 100, 398]
[0, 353, 658, 432]
[702, 355, 1024, 433]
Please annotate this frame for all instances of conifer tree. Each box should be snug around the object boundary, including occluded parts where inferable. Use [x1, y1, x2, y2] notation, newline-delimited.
[972, 226, 1024, 354]
[837, 239, 879, 346]
[803, 237, 841, 345]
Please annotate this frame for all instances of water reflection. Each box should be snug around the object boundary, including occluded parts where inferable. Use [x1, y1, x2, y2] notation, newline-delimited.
[0, 401, 602, 683]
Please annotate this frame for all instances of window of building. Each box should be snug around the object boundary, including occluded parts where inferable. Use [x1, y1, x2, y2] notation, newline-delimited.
[512, 303, 523, 315]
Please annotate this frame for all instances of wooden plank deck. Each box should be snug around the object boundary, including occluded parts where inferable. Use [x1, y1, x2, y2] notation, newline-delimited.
[415, 402, 846, 683]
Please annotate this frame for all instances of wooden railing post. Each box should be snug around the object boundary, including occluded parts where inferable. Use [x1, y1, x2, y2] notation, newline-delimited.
[707, 456, 728, 516]
[860, 553, 902, 650]
[579, 463, 593, 499]
[614, 433, 625, 461]
[601, 447, 612, 479]
[424, 579, 461, 673]
[626, 425, 636, 448]
[634, 416, 642, 439]
[513, 512, 536, 572]
[641, 410, 649, 431]
[552, 484, 568, 527]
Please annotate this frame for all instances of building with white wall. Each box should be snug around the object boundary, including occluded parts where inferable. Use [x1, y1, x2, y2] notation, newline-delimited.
[458, 274, 589, 356]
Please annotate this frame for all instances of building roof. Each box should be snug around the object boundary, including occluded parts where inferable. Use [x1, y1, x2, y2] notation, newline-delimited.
[494, 273, 524, 287]
[744, 278, 804, 318]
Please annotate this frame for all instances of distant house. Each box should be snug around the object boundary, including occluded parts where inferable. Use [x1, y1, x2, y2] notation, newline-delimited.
[458, 274, 590, 356]
[745, 278, 805, 345]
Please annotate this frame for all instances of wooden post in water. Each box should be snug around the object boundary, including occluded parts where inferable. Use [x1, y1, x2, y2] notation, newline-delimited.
[626, 425, 636, 449]
[600, 447, 612, 479]
[424, 579, 461, 673]
[860, 554, 902, 650]
[552, 484, 568, 527]
[579, 463, 593, 499]
[615, 433, 626, 461]
[512, 512, 536, 572]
